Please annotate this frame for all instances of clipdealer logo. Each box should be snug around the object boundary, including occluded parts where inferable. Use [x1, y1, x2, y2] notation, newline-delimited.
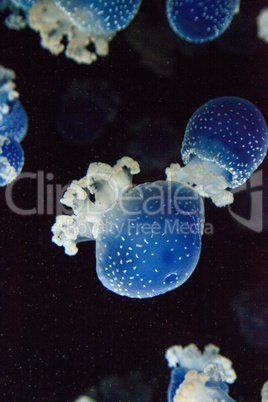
[4, 169, 265, 233]
[228, 170, 264, 233]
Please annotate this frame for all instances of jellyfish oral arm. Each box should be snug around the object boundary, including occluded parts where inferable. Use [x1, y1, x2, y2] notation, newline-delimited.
[51, 157, 140, 256]
[165, 159, 234, 207]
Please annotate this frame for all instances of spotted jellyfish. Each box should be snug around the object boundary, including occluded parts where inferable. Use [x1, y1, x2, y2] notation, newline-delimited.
[166, 0, 241, 43]
[166, 96, 268, 207]
[0, 65, 28, 142]
[0, 135, 24, 186]
[29, 0, 142, 64]
[54, 0, 143, 35]
[51, 157, 204, 298]
[0, 66, 27, 186]
[166, 344, 237, 402]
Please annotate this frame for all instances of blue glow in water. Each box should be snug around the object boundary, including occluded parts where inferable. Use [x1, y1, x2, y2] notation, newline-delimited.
[166, 0, 240, 43]
[0, 98, 28, 142]
[0, 134, 24, 186]
[96, 181, 204, 298]
[54, 0, 143, 35]
[182, 96, 268, 188]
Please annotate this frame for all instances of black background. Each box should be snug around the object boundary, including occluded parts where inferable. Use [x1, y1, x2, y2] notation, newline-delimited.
[1, 0, 268, 400]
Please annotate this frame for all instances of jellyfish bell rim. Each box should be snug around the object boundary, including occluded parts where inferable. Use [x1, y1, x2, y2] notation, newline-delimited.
[181, 96, 268, 189]
[166, 0, 241, 44]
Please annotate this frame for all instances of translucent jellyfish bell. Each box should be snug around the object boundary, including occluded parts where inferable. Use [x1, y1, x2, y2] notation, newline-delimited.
[166, 344, 237, 402]
[166, 0, 240, 43]
[0, 65, 28, 143]
[54, 0, 143, 35]
[29, 0, 131, 64]
[167, 96, 268, 207]
[0, 134, 24, 186]
[0, 66, 27, 186]
[51, 157, 204, 298]
[0, 98, 28, 142]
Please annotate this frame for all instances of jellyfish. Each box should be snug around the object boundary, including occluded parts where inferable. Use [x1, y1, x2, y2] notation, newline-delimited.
[51, 157, 204, 298]
[0, 66, 27, 186]
[54, 0, 143, 35]
[0, 134, 24, 186]
[166, 344, 237, 402]
[28, 0, 141, 64]
[166, 0, 241, 43]
[166, 96, 268, 207]
[0, 65, 28, 143]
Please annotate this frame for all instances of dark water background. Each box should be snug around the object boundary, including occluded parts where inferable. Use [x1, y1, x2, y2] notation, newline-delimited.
[1, 0, 268, 400]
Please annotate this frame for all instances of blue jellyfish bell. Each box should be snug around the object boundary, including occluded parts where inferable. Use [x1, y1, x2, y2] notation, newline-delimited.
[0, 66, 28, 186]
[166, 344, 237, 401]
[0, 65, 28, 142]
[166, 0, 241, 43]
[0, 98, 28, 142]
[0, 134, 24, 186]
[96, 180, 204, 298]
[51, 157, 204, 298]
[167, 96, 268, 206]
[54, 0, 143, 35]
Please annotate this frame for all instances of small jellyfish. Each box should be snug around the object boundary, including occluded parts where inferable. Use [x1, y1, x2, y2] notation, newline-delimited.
[166, 344, 237, 402]
[0, 134, 24, 186]
[51, 157, 204, 298]
[0, 66, 27, 186]
[54, 0, 142, 35]
[166, 96, 268, 207]
[0, 65, 28, 142]
[29, 0, 115, 64]
[166, 0, 241, 43]
[0, 98, 28, 142]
